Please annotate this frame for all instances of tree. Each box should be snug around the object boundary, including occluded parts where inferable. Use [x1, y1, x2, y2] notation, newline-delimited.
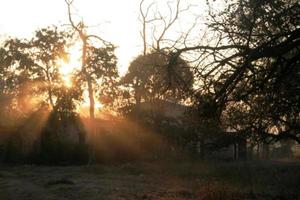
[84, 45, 119, 109]
[64, 0, 119, 164]
[29, 27, 69, 109]
[165, 0, 300, 143]
[1, 26, 70, 112]
[0, 38, 35, 115]
[65, 0, 119, 119]
[122, 51, 193, 106]
[0, 45, 22, 124]
[0, 27, 89, 163]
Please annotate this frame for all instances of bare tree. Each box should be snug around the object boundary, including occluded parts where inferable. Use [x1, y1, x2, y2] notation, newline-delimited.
[139, 0, 195, 53]
[138, 0, 300, 145]
[64, 0, 119, 164]
[65, 0, 114, 120]
[167, 0, 300, 143]
[139, 0, 156, 55]
[65, 0, 94, 119]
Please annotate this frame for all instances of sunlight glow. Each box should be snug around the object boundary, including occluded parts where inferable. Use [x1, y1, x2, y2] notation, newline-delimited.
[0, 0, 207, 76]
[59, 44, 81, 87]
[78, 90, 104, 116]
[58, 44, 106, 113]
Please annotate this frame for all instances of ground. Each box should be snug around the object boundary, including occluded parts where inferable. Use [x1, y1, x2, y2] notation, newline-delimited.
[0, 160, 299, 200]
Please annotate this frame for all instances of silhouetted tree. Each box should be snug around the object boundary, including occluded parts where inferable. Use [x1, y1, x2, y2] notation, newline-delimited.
[65, 0, 119, 119]
[29, 27, 69, 109]
[122, 51, 193, 106]
[165, 0, 300, 143]
[1, 26, 70, 113]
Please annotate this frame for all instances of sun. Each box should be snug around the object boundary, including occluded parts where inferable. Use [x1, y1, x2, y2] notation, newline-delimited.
[59, 44, 82, 87]
[60, 63, 76, 88]
[58, 44, 105, 115]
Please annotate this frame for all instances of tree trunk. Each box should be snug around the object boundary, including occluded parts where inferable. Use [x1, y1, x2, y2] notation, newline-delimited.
[81, 36, 95, 120]
[87, 79, 95, 119]
[81, 33, 96, 164]
[65, 2, 96, 164]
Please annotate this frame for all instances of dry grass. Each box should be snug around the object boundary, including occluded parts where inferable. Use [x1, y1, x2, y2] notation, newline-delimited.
[0, 160, 299, 200]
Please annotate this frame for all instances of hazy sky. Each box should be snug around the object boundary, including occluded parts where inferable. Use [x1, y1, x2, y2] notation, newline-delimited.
[0, 0, 143, 74]
[0, 0, 209, 74]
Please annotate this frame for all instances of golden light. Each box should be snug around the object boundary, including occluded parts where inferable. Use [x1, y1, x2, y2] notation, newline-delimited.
[95, 102, 104, 110]
[58, 44, 106, 115]
[59, 44, 81, 87]
[78, 90, 104, 116]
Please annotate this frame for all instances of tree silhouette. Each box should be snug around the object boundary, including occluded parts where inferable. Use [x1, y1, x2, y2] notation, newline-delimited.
[29, 27, 69, 109]
[165, 0, 300, 143]
[122, 51, 193, 106]
[0, 26, 69, 116]
[65, 0, 118, 119]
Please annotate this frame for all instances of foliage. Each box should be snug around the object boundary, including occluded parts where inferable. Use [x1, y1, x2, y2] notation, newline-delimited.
[215, 0, 300, 143]
[122, 51, 193, 106]
[0, 26, 70, 113]
[85, 44, 119, 108]
[166, 0, 300, 144]
[0, 0, 299, 164]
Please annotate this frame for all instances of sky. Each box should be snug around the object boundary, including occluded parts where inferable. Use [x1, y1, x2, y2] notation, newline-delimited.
[0, 0, 208, 75]
[0, 0, 146, 75]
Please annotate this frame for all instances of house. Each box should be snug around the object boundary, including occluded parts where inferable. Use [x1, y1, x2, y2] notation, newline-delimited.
[124, 99, 249, 160]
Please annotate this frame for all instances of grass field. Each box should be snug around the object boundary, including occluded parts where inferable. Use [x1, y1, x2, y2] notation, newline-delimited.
[0, 160, 299, 200]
